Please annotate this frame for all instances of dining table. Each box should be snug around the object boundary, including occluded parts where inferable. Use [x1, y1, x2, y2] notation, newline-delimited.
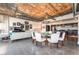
[41, 32, 51, 45]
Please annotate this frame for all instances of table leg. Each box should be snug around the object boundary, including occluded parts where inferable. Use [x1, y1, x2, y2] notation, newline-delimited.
[45, 39, 48, 46]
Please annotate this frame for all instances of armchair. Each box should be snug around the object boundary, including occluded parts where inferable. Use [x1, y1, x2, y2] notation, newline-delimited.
[58, 32, 66, 46]
[47, 33, 59, 48]
[35, 32, 46, 46]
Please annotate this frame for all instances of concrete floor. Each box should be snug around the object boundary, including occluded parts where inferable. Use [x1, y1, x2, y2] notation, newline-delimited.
[0, 38, 79, 55]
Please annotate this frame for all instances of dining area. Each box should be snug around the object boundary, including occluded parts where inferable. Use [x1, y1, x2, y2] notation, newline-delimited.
[0, 3, 79, 55]
[31, 30, 66, 48]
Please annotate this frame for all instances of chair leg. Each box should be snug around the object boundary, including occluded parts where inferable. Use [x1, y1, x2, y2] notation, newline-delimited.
[61, 41, 64, 46]
[40, 42, 43, 47]
[36, 41, 38, 45]
[57, 43, 59, 48]
[32, 39, 34, 44]
[41, 42, 42, 46]
[50, 43, 52, 49]
[45, 40, 48, 46]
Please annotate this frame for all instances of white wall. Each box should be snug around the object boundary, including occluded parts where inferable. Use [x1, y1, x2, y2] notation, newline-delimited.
[54, 13, 78, 30]
[55, 13, 73, 21]
[42, 13, 78, 31]
[56, 26, 78, 31]
[9, 17, 31, 26]
[0, 14, 37, 33]
[9, 17, 26, 31]
[77, 15, 79, 45]
[9, 17, 37, 31]
[0, 15, 9, 33]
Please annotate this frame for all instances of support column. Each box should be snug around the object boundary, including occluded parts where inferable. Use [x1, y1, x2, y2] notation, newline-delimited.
[77, 15, 79, 45]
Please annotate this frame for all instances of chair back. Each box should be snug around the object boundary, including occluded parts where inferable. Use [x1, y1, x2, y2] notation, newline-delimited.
[56, 31, 60, 37]
[31, 31, 35, 39]
[35, 32, 42, 41]
[62, 32, 65, 40]
[51, 33, 59, 43]
[59, 32, 65, 41]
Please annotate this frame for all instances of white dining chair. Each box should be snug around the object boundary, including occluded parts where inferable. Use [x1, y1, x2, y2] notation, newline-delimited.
[47, 33, 59, 48]
[58, 32, 66, 46]
[56, 31, 60, 37]
[31, 31, 36, 44]
[35, 32, 46, 46]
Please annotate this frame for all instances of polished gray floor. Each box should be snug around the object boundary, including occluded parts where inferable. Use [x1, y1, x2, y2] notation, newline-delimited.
[0, 38, 79, 55]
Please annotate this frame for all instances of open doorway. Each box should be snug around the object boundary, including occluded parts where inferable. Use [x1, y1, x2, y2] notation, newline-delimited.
[46, 25, 50, 31]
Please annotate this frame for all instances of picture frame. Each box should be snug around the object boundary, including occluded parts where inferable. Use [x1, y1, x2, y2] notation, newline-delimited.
[13, 23, 16, 26]
[30, 24, 32, 29]
[17, 22, 21, 26]
[25, 21, 29, 24]
[25, 25, 29, 30]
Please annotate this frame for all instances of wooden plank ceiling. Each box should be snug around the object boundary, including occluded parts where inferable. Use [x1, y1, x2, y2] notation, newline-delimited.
[0, 3, 72, 21]
[0, 4, 15, 16]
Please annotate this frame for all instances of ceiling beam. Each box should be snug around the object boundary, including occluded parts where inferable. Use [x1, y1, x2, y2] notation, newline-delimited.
[48, 3, 58, 12]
